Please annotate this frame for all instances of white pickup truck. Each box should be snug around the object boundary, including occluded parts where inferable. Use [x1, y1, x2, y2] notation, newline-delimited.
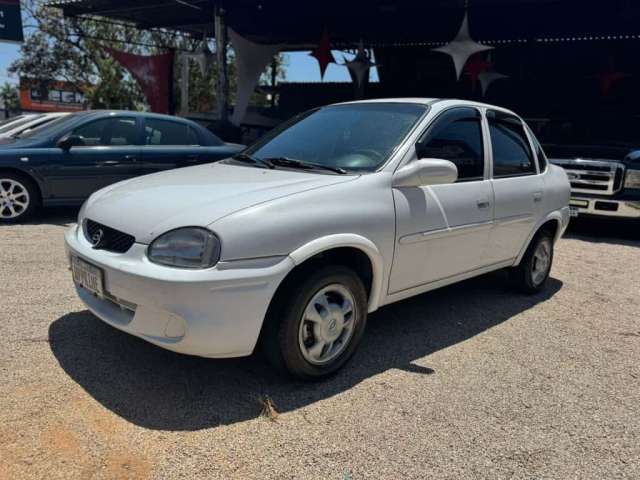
[66, 99, 571, 379]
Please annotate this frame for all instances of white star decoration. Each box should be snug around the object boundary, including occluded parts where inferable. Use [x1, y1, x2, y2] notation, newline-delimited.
[478, 71, 508, 96]
[432, 12, 493, 80]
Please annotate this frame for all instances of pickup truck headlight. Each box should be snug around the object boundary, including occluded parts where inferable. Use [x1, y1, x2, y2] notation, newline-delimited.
[624, 169, 640, 190]
[148, 227, 221, 268]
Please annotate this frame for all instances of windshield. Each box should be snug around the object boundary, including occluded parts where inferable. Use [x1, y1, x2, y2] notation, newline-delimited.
[244, 103, 428, 172]
[0, 115, 41, 134]
[16, 112, 80, 139]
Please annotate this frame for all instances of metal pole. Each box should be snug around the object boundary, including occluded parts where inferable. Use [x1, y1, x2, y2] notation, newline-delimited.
[214, 4, 228, 123]
[181, 54, 190, 115]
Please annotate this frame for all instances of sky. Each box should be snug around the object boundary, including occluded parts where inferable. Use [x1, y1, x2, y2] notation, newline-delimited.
[0, 42, 21, 84]
[0, 42, 377, 86]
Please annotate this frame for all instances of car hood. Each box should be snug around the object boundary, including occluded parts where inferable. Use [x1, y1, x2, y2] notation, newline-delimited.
[82, 162, 357, 244]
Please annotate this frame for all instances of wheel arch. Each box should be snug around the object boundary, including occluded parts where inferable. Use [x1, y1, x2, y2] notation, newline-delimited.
[287, 234, 385, 313]
[515, 211, 564, 265]
[0, 167, 44, 205]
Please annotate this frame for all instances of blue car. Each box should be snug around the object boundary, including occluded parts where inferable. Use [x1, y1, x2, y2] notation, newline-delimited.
[0, 110, 245, 222]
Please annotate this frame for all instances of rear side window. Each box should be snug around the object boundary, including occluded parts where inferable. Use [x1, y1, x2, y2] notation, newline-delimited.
[145, 119, 200, 146]
[488, 110, 536, 177]
[416, 107, 484, 182]
[525, 124, 547, 172]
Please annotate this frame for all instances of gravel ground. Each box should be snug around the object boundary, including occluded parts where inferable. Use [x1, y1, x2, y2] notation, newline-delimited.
[0, 209, 639, 480]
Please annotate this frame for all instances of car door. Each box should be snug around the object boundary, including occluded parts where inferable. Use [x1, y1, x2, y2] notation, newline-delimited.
[486, 110, 544, 263]
[44, 116, 142, 201]
[389, 107, 494, 294]
[138, 117, 204, 174]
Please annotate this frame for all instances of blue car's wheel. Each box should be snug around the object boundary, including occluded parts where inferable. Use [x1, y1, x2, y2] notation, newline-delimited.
[0, 174, 38, 223]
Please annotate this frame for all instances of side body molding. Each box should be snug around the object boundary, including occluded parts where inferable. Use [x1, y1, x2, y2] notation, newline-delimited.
[288, 234, 385, 313]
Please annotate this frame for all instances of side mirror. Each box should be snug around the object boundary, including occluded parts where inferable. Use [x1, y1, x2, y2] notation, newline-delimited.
[392, 159, 458, 188]
[57, 135, 85, 151]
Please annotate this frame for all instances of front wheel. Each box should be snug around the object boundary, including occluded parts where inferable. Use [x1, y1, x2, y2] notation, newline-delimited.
[263, 265, 368, 380]
[0, 174, 38, 223]
[509, 231, 554, 293]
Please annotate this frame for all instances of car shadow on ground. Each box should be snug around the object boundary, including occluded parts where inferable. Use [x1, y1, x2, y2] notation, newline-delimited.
[564, 216, 639, 247]
[49, 272, 562, 431]
[22, 206, 79, 227]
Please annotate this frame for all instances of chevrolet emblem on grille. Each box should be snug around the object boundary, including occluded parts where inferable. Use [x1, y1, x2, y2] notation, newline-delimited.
[91, 229, 105, 248]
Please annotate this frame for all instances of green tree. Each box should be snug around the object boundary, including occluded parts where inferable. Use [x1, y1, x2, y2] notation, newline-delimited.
[10, 0, 286, 113]
[0, 82, 20, 117]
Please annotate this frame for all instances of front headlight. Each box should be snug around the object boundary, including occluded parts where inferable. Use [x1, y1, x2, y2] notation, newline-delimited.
[624, 169, 640, 190]
[147, 227, 221, 269]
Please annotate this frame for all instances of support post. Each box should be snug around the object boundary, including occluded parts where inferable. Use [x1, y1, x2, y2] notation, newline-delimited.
[214, 4, 228, 123]
[181, 54, 189, 115]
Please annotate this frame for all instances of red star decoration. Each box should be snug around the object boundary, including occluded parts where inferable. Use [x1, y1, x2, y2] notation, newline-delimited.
[463, 53, 492, 92]
[310, 30, 335, 79]
[596, 65, 628, 96]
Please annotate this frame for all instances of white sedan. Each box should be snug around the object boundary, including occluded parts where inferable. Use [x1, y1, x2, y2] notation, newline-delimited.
[65, 98, 570, 379]
[0, 112, 70, 138]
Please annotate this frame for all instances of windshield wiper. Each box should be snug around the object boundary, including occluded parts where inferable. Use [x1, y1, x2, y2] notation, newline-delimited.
[264, 156, 347, 174]
[232, 153, 274, 169]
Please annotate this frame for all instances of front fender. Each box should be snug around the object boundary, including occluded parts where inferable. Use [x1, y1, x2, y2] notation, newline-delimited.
[289, 233, 385, 313]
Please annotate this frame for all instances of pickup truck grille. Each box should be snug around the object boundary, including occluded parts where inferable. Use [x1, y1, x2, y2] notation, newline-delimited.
[84, 219, 136, 253]
[550, 158, 625, 195]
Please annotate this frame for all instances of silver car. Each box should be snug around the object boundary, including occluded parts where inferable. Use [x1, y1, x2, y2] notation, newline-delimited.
[65, 98, 571, 379]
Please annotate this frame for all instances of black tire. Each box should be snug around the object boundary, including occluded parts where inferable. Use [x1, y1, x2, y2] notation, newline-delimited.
[262, 265, 368, 380]
[0, 173, 39, 223]
[509, 231, 554, 294]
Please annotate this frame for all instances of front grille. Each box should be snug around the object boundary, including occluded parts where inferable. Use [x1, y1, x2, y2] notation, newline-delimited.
[84, 219, 136, 253]
[550, 158, 626, 196]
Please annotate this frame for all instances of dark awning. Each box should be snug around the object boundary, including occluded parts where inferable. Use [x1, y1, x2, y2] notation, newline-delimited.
[49, 0, 640, 47]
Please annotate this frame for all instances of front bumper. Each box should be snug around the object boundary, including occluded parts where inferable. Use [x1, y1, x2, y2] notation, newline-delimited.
[569, 196, 640, 218]
[64, 224, 294, 358]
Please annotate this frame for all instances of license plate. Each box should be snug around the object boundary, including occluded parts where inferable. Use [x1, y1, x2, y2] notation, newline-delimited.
[569, 206, 580, 217]
[71, 256, 104, 296]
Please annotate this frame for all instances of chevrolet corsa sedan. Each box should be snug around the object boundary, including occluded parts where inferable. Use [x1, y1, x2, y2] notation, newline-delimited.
[65, 99, 571, 379]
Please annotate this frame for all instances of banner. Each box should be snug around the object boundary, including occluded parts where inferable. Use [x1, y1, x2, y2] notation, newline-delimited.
[0, 0, 23, 43]
[105, 48, 174, 114]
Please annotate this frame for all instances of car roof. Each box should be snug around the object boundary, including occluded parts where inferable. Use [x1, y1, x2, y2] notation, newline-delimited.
[76, 110, 193, 121]
[332, 97, 518, 116]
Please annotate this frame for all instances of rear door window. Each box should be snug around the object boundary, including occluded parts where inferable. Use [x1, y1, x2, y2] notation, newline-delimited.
[144, 119, 200, 146]
[488, 110, 536, 177]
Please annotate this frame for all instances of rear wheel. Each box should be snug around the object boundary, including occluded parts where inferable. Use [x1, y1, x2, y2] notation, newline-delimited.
[509, 231, 554, 293]
[263, 265, 368, 380]
[0, 174, 39, 223]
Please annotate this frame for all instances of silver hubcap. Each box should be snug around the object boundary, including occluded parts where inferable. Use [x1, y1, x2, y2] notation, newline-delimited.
[0, 179, 30, 219]
[298, 284, 357, 365]
[532, 239, 552, 285]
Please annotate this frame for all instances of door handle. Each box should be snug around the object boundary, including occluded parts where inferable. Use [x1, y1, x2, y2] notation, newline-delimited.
[477, 200, 491, 209]
[533, 191, 543, 203]
[123, 155, 137, 162]
[100, 160, 119, 165]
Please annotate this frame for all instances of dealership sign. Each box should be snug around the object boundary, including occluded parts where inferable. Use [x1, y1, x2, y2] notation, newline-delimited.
[0, 0, 23, 43]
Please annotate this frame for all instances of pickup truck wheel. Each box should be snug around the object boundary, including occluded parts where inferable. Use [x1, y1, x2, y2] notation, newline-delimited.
[263, 265, 368, 380]
[510, 232, 554, 294]
[0, 175, 38, 223]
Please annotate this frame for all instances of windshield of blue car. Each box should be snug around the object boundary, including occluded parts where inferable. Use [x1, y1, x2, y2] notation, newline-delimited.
[241, 103, 428, 173]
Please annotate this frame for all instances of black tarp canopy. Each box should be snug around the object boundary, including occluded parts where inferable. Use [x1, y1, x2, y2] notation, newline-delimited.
[50, 0, 640, 46]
